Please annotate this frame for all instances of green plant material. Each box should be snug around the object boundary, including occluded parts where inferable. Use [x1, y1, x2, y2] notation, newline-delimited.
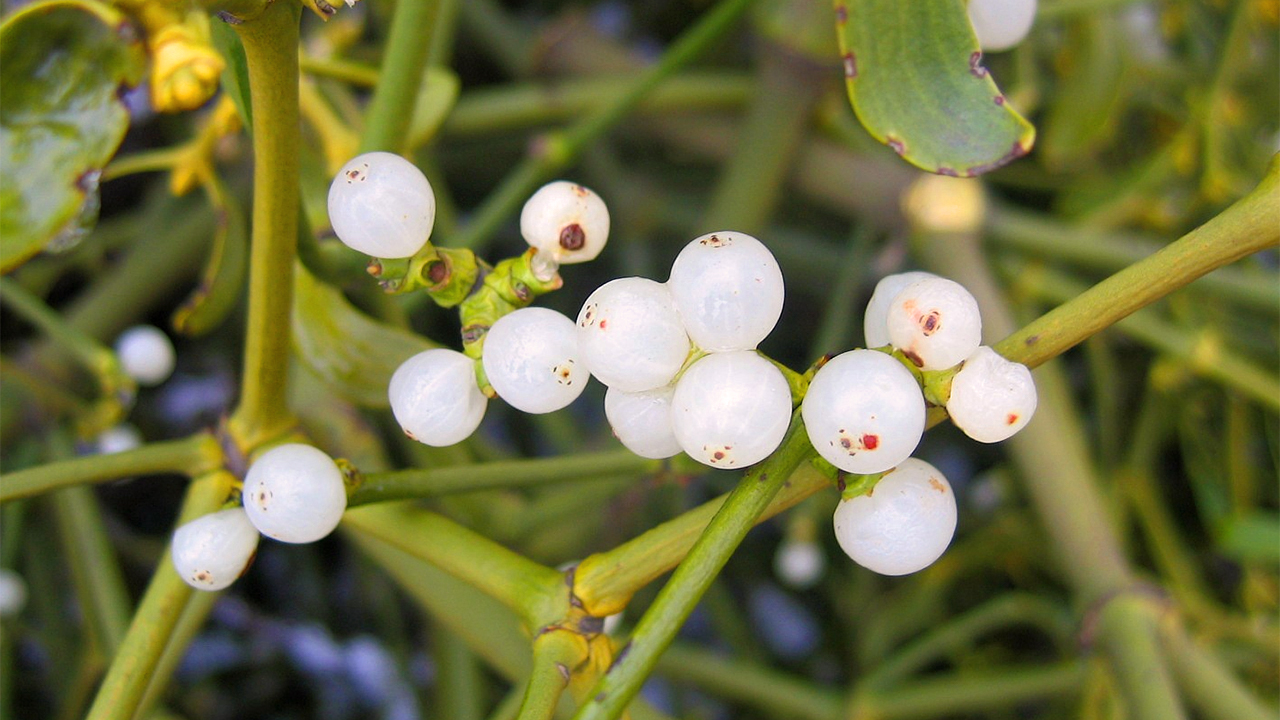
[209, 20, 252, 130]
[1216, 512, 1280, 564]
[434, 625, 488, 720]
[292, 266, 437, 408]
[170, 177, 248, 336]
[0, 0, 145, 273]
[53, 486, 131, 657]
[1160, 622, 1279, 720]
[849, 661, 1088, 719]
[833, 0, 1035, 175]
[359, 0, 440, 154]
[1040, 13, 1126, 168]
[657, 643, 842, 720]
[0, 433, 222, 503]
[407, 66, 462, 149]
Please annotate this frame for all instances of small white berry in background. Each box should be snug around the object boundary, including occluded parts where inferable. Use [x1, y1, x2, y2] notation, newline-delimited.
[967, 0, 1037, 52]
[0, 568, 28, 616]
[833, 458, 957, 576]
[667, 231, 785, 352]
[671, 350, 791, 469]
[328, 152, 436, 258]
[602, 612, 624, 635]
[96, 423, 143, 454]
[802, 349, 926, 475]
[885, 276, 982, 371]
[483, 307, 588, 414]
[605, 384, 681, 459]
[115, 324, 175, 386]
[242, 444, 348, 544]
[520, 181, 610, 265]
[946, 346, 1037, 443]
[171, 507, 260, 590]
[774, 538, 826, 590]
[389, 348, 488, 446]
[863, 271, 937, 349]
[577, 277, 690, 393]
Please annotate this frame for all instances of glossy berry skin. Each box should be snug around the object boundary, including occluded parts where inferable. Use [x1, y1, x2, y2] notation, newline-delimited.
[483, 307, 588, 414]
[577, 277, 690, 392]
[172, 507, 260, 591]
[389, 348, 488, 446]
[115, 325, 175, 386]
[667, 231, 785, 352]
[328, 152, 436, 258]
[968, 0, 1037, 52]
[242, 444, 348, 544]
[520, 181, 610, 265]
[832, 458, 957, 576]
[863, 271, 937, 349]
[885, 276, 982, 371]
[604, 385, 682, 459]
[671, 351, 791, 469]
[802, 349, 925, 475]
[946, 346, 1037, 442]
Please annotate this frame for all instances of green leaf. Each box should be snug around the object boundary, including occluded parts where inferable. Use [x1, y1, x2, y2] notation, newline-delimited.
[834, 0, 1035, 176]
[0, 0, 144, 273]
[292, 266, 438, 407]
[171, 179, 249, 336]
[406, 66, 461, 149]
[1040, 14, 1126, 168]
[209, 19, 253, 131]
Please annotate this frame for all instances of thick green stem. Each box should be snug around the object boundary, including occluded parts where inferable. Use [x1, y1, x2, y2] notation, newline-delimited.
[350, 449, 658, 505]
[515, 633, 576, 720]
[994, 159, 1279, 369]
[1159, 622, 1277, 720]
[359, 0, 439, 153]
[571, 415, 815, 720]
[0, 433, 222, 503]
[1092, 596, 1187, 720]
[227, 0, 303, 450]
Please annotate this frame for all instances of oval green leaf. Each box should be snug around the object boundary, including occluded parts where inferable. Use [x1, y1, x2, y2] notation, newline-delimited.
[0, 0, 145, 272]
[834, 0, 1035, 176]
[293, 266, 438, 408]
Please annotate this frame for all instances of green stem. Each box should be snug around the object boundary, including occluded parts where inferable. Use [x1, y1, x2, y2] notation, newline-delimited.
[1159, 622, 1277, 720]
[84, 471, 233, 720]
[53, 486, 132, 656]
[1092, 596, 1187, 720]
[434, 624, 487, 720]
[358, 0, 439, 153]
[341, 502, 563, 629]
[0, 433, 222, 503]
[994, 159, 1279, 370]
[655, 643, 842, 720]
[515, 633, 576, 720]
[102, 147, 184, 181]
[443, 0, 755, 253]
[350, 449, 657, 506]
[131, 589, 219, 720]
[851, 661, 1087, 719]
[227, 0, 302, 450]
[570, 414, 815, 720]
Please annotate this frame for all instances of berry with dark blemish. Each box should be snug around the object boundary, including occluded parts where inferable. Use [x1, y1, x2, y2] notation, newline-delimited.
[920, 311, 941, 336]
[559, 223, 586, 251]
[861, 434, 879, 450]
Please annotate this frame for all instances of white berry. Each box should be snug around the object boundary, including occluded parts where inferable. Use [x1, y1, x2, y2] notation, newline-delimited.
[863, 271, 937, 349]
[604, 385, 681, 459]
[774, 539, 826, 589]
[115, 324, 175, 386]
[967, 0, 1037, 52]
[242, 444, 348, 544]
[833, 458, 957, 576]
[946, 346, 1037, 443]
[0, 569, 28, 616]
[885, 276, 982, 371]
[328, 152, 436, 258]
[667, 231, 785, 352]
[483, 307, 588, 414]
[577, 277, 690, 392]
[389, 348, 488, 446]
[96, 423, 143, 454]
[520, 181, 610, 265]
[671, 351, 791, 469]
[171, 507, 260, 590]
[802, 349, 925, 475]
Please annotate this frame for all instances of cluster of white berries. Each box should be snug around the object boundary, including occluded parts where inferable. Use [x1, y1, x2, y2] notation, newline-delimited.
[172, 444, 348, 591]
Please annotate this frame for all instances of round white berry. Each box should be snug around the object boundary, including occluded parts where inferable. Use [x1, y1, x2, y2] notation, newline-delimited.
[967, 0, 1037, 52]
[483, 307, 588, 414]
[671, 351, 791, 469]
[774, 539, 826, 589]
[667, 231, 785, 352]
[577, 277, 690, 392]
[115, 324, 175, 386]
[946, 346, 1037, 443]
[604, 384, 681, 459]
[171, 507, 260, 590]
[328, 152, 436, 258]
[833, 458, 957, 576]
[96, 423, 143, 454]
[885, 277, 982, 371]
[520, 181, 610, 265]
[242, 444, 347, 544]
[863, 271, 937, 349]
[389, 348, 488, 446]
[0, 569, 28, 616]
[802, 349, 925, 475]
